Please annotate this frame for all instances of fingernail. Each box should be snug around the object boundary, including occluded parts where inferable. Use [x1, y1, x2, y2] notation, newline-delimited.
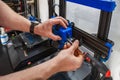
[58, 37, 62, 40]
[75, 40, 79, 43]
[64, 25, 67, 28]
[66, 22, 69, 26]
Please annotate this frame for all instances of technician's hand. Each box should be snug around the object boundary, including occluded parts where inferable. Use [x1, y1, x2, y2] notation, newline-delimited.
[54, 40, 84, 72]
[34, 16, 68, 41]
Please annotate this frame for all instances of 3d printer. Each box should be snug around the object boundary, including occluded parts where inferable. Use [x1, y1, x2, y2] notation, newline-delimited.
[0, 0, 116, 80]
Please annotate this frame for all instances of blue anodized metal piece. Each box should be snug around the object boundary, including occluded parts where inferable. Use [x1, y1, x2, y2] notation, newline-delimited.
[66, 0, 116, 12]
[100, 42, 113, 62]
[53, 22, 73, 49]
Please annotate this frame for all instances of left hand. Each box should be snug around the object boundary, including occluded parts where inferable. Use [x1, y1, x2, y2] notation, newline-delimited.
[53, 40, 84, 72]
[34, 16, 68, 41]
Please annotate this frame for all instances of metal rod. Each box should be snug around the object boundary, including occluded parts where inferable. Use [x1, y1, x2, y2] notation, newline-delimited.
[59, 0, 66, 18]
[97, 11, 112, 41]
[34, 0, 38, 17]
[73, 27, 110, 57]
[23, 0, 27, 17]
[48, 0, 54, 18]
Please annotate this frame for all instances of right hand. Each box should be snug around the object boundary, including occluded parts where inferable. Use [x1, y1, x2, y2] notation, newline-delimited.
[54, 40, 84, 72]
[34, 16, 68, 41]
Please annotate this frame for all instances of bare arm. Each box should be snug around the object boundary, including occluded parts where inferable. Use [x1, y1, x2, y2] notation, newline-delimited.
[0, 1, 68, 40]
[0, 0, 31, 32]
[0, 40, 83, 80]
[0, 58, 59, 80]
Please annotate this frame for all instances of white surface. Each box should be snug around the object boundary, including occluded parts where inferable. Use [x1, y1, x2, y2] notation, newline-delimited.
[39, 0, 49, 22]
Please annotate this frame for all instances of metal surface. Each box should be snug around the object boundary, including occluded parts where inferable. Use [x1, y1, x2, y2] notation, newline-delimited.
[97, 11, 113, 41]
[48, 0, 66, 18]
[48, 0, 54, 18]
[0, 45, 13, 75]
[73, 27, 112, 57]
[59, 0, 66, 18]
[34, 0, 38, 17]
[23, 0, 28, 17]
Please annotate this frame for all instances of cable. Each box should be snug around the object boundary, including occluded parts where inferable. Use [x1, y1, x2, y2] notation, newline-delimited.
[52, 3, 59, 16]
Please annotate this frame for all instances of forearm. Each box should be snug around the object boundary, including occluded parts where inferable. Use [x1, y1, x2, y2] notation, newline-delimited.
[0, 58, 59, 80]
[0, 1, 31, 32]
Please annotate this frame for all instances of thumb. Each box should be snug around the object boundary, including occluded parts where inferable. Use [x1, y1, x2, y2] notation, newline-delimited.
[69, 40, 79, 52]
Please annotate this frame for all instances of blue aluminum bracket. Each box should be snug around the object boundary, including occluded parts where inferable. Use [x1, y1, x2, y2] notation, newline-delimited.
[53, 22, 73, 49]
[100, 42, 113, 62]
[66, 0, 116, 12]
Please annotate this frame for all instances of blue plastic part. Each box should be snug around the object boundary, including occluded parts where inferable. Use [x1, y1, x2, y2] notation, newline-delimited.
[101, 42, 113, 62]
[25, 33, 35, 44]
[28, 16, 37, 22]
[53, 23, 73, 49]
[66, 0, 116, 12]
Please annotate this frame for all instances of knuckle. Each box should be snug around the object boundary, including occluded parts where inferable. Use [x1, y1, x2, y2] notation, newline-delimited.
[72, 65, 79, 71]
[48, 19, 54, 25]
[72, 68, 77, 71]
[74, 60, 81, 69]
[59, 16, 63, 19]
[49, 20, 53, 25]
[57, 16, 62, 18]
[76, 64, 80, 69]
[59, 19, 62, 22]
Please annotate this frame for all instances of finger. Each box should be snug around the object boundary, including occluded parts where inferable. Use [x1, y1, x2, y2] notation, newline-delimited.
[63, 42, 71, 49]
[77, 55, 84, 61]
[64, 43, 70, 49]
[74, 49, 83, 57]
[49, 33, 61, 41]
[63, 44, 67, 49]
[51, 18, 67, 28]
[74, 50, 80, 57]
[56, 16, 68, 26]
[66, 42, 71, 48]
[69, 40, 79, 52]
[77, 55, 84, 67]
